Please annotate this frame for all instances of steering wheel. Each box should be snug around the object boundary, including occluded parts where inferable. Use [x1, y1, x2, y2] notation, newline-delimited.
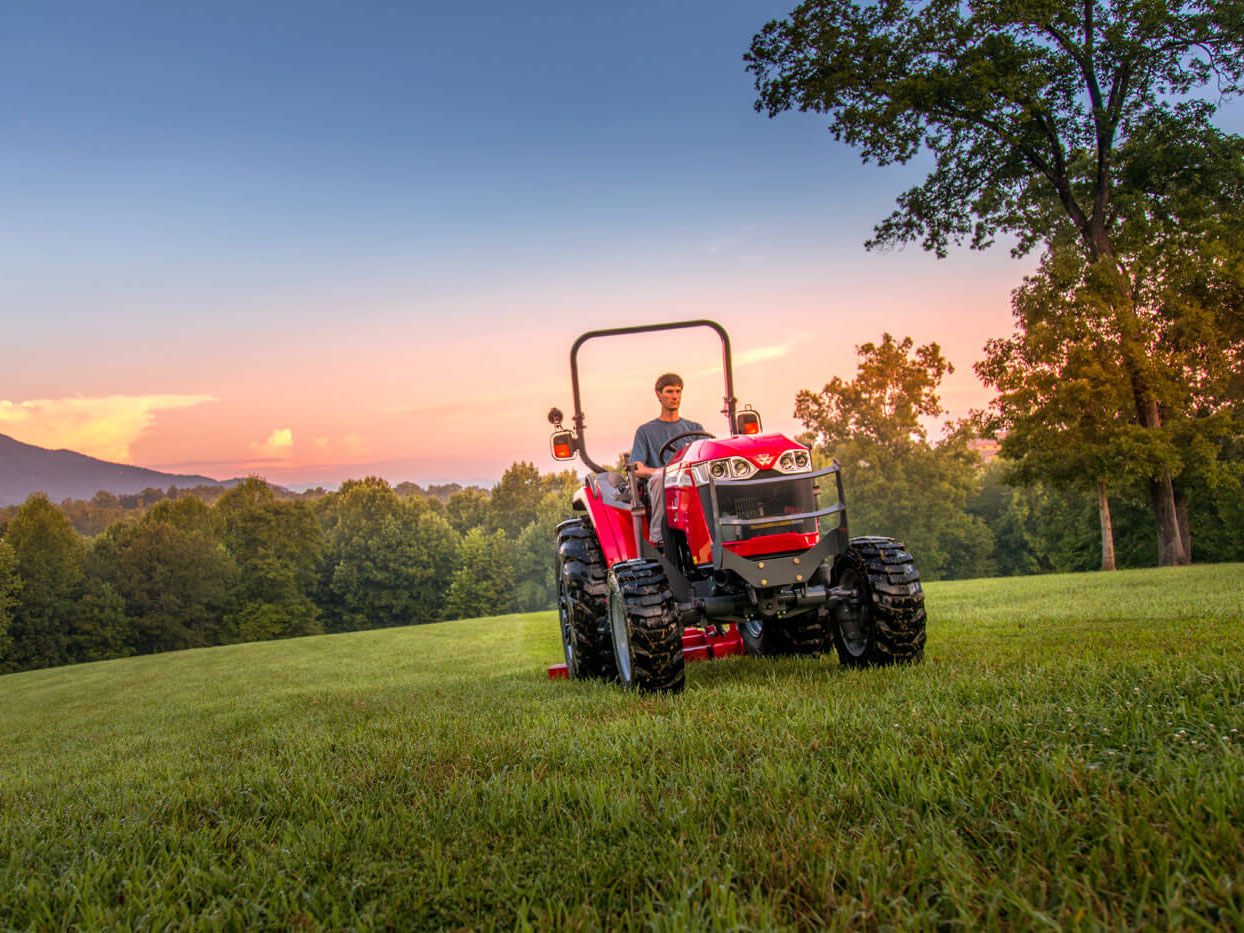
[658, 430, 715, 462]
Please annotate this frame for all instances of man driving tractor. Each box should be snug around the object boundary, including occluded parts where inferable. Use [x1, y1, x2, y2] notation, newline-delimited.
[629, 372, 704, 547]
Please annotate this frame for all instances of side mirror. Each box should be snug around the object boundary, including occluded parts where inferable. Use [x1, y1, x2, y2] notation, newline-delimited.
[550, 429, 576, 460]
[736, 407, 762, 436]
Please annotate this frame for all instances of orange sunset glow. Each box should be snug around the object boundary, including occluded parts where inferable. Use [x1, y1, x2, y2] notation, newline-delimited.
[4, 247, 1026, 488]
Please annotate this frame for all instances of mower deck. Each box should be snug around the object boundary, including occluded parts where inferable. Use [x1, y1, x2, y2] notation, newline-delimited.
[546, 625, 744, 680]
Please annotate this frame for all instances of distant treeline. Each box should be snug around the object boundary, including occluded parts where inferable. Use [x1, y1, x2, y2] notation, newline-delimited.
[0, 466, 575, 675]
[0, 452, 1241, 675]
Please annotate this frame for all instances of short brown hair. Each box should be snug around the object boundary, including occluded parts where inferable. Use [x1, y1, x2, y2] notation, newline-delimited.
[655, 373, 683, 392]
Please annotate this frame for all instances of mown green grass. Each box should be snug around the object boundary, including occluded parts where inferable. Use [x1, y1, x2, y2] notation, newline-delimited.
[2, 565, 1242, 929]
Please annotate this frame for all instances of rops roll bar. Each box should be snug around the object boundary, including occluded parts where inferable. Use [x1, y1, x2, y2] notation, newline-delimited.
[562, 320, 738, 473]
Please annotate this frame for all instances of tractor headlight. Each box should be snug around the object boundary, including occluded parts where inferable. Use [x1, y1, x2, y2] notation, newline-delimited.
[773, 448, 813, 474]
[695, 457, 758, 483]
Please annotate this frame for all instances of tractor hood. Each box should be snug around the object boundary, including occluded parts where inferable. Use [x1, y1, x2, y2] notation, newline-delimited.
[671, 433, 807, 469]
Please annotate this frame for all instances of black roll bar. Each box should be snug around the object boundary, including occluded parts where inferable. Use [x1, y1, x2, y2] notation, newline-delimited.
[568, 320, 738, 473]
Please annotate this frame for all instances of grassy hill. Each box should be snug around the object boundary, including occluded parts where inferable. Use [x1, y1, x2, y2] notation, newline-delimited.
[2, 565, 1241, 928]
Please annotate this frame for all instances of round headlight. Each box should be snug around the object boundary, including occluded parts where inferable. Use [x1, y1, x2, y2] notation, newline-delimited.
[777, 451, 795, 471]
[710, 461, 728, 479]
[794, 450, 810, 469]
[731, 458, 750, 477]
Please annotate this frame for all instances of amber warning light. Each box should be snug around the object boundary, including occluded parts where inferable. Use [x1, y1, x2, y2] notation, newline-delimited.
[736, 407, 762, 435]
[550, 430, 576, 460]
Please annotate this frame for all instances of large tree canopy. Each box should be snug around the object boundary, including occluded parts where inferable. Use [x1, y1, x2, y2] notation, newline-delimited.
[748, 0, 1244, 565]
[748, 0, 1244, 260]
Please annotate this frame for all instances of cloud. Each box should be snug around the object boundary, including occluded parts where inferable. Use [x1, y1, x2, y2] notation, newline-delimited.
[0, 394, 216, 462]
[253, 428, 294, 458]
[695, 343, 791, 375]
[396, 380, 560, 418]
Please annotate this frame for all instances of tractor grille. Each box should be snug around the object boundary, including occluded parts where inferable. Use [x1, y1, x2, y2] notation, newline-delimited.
[706, 475, 819, 543]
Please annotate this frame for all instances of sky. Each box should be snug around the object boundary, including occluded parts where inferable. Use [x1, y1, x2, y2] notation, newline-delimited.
[3, 2, 1236, 488]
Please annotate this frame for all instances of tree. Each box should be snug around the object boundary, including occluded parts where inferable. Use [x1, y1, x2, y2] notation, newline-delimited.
[319, 478, 458, 630]
[976, 120, 1244, 566]
[445, 487, 492, 536]
[975, 250, 1146, 570]
[2, 494, 85, 670]
[216, 478, 324, 642]
[490, 462, 546, 538]
[511, 484, 578, 612]
[796, 336, 995, 579]
[443, 528, 516, 621]
[747, 0, 1244, 564]
[70, 582, 132, 662]
[142, 495, 221, 537]
[115, 519, 236, 653]
[0, 540, 18, 670]
[795, 334, 952, 450]
[59, 491, 130, 536]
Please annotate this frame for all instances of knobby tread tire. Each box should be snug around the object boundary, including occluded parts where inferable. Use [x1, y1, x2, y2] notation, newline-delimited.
[832, 536, 926, 667]
[609, 559, 684, 694]
[741, 610, 828, 658]
[766, 610, 829, 656]
[556, 518, 617, 680]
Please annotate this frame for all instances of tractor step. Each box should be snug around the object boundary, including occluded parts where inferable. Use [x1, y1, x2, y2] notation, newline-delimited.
[547, 625, 743, 679]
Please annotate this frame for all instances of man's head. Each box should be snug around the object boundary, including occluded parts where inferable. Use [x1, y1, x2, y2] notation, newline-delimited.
[655, 372, 683, 418]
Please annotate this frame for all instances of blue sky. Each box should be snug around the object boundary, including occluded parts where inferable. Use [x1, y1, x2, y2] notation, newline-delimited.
[3, 1, 858, 287]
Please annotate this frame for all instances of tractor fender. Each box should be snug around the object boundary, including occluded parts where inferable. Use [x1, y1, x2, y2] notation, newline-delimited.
[573, 482, 642, 567]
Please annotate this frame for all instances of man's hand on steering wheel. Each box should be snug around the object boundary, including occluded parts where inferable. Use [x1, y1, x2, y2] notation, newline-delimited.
[658, 430, 715, 462]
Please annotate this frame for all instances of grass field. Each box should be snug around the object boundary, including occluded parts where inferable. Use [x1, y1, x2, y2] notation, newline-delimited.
[2, 565, 1242, 928]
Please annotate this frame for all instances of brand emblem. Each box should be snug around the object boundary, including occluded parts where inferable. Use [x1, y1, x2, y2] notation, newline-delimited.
[755, 453, 773, 466]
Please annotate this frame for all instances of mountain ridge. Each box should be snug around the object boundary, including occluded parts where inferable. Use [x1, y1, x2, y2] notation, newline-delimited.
[0, 433, 227, 506]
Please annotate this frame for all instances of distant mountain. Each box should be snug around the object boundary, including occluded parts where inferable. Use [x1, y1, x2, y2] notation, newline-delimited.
[0, 433, 226, 506]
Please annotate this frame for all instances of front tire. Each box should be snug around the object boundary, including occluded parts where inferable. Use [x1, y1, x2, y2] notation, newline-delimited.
[607, 559, 684, 693]
[556, 518, 617, 680]
[831, 537, 926, 668]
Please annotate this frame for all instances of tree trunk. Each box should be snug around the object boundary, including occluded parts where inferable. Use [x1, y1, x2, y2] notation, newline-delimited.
[1132, 380, 1189, 567]
[1175, 487, 1192, 564]
[1148, 473, 1189, 566]
[1097, 479, 1116, 571]
[1096, 258, 1189, 567]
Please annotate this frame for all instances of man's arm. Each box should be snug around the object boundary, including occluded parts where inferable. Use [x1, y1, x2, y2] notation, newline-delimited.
[629, 425, 660, 478]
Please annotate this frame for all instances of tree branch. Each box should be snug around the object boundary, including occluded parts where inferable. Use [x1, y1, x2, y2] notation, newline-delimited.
[927, 101, 1091, 233]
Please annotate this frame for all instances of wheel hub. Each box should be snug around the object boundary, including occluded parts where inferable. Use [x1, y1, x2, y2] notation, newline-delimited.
[836, 567, 870, 657]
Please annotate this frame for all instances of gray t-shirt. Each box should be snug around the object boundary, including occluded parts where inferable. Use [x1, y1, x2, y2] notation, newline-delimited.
[630, 417, 706, 468]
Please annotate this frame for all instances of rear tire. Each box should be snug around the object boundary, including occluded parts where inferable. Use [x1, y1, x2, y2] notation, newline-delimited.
[740, 611, 828, 657]
[556, 518, 617, 680]
[607, 559, 684, 693]
[831, 536, 926, 668]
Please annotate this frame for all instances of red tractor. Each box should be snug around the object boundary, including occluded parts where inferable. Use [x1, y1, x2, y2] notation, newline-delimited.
[547, 320, 926, 693]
